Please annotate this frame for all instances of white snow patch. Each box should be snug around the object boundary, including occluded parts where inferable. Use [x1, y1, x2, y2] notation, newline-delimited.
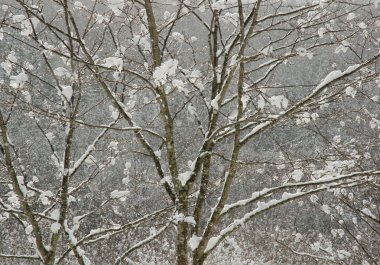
[210, 93, 221, 111]
[46, 132, 55, 141]
[101, 57, 123, 71]
[16, 176, 28, 196]
[179, 171, 192, 186]
[358, 22, 367, 29]
[10, 72, 28, 88]
[189, 235, 202, 251]
[12, 14, 26, 23]
[318, 28, 325, 38]
[51, 222, 61, 233]
[153, 59, 178, 85]
[347, 13, 356, 21]
[109, 105, 119, 120]
[110, 190, 129, 199]
[291, 170, 303, 182]
[257, 95, 266, 110]
[61, 85, 73, 101]
[21, 91, 31, 103]
[74, 1, 85, 9]
[51, 209, 60, 221]
[362, 208, 376, 219]
[241, 120, 272, 143]
[185, 216, 196, 225]
[345, 86, 356, 98]
[25, 225, 33, 235]
[205, 236, 219, 252]
[270, 95, 288, 109]
[315, 64, 360, 91]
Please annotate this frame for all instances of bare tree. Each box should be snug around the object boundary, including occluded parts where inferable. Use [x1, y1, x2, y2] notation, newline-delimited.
[0, 0, 379, 264]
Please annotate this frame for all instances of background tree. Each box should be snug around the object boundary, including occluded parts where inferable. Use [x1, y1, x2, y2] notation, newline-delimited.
[0, 0, 379, 264]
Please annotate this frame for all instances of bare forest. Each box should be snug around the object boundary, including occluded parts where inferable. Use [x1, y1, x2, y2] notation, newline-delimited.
[0, 0, 379, 264]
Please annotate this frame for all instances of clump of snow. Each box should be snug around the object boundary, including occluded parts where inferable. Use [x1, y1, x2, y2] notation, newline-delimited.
[185, 216, 196, 225]
[189, 235, 202, 251]
[64, 220, 78, 245]
[46, 132, 55, 141]
[10, 72, 28, 88]
[291, 169, 303, 182]
[172, 79, 188, 95]
[7, 191, 20, 208]
[345, 86, 356, 98]
[61, 85, 73, 101]
[16, 176, 28, 196]
[172, 213, 196, 224]
[362, 208, 376, 219]
[108, 105, 119, 120]
[123, 161, 131, 175]
[205, 236, 219, 252]
[154, 149, 161, 158]
[315, 64, 361, 91]
[12, 14, 26, 23]
[270, 95, 288, 109]
[21, 91, 31, 103]
[51, 209, 60, 221]
[347, 13, 356, 21]
[358, 22, 367, 29]
[294, 233, 303, 242]
[333, 135, 341, 143]
[39, 191, 53, 205]
[210, 93, 221, 111]
[25, 225, 33, 235]
[187, 69, 202, 83]
[108, 141, 119, 150]
[296, 112, 319, 124]
[110, 190, 129, 199]
[261, 45, 273, 56]
[84, 155, 97, 165]
[51, 222, 61, 233]
[179, 171, 192, 186]
[335, 40, 350, 54]
[331, 228, 345, 238]
[337, 249, 351, 260]
[101, 57, 123, 71]
[257, 95, 266, 110]
[172, 32, 184, 42]
[89, 228, 102, 235]
[7, 52, 18, 63]
[74, 1, 85, 9]
[153, 59, 178, 86]
[1, 61, 12, 75]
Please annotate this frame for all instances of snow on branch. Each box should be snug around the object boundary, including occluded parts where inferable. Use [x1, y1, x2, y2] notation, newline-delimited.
[203, 169, 380, 254]
[73, 120, 164, 140]
[240, 60, 373, 145]
[68, 121, 116, 176]
[0, 253, 40, 260]
[221, 169, 380, 215]
[114, 223, 171, 265]
[56, 206, 174, 264]
[257, 3, 319, 23]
